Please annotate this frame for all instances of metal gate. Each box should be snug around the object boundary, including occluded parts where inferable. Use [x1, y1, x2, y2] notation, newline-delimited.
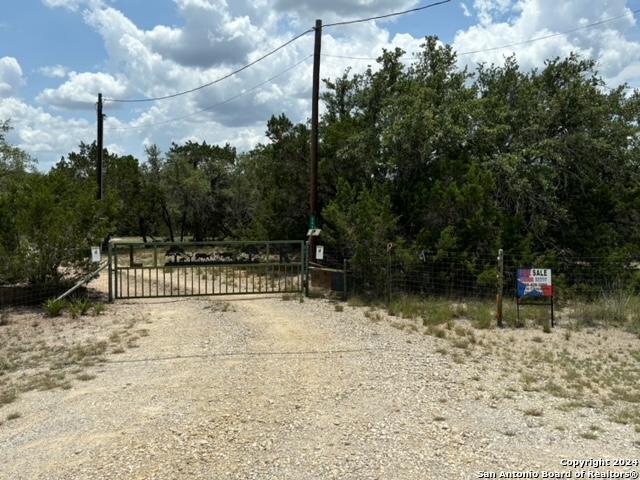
[108, 240, 307, 301]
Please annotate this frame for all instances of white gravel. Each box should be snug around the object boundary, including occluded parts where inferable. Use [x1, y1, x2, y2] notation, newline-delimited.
[0, 284, 638, 479]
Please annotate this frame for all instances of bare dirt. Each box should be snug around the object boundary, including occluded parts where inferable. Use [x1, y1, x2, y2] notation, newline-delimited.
[0, 273, 639, 479]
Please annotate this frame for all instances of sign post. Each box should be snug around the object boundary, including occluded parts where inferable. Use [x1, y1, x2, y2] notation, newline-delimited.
[516, 268, 554, 327]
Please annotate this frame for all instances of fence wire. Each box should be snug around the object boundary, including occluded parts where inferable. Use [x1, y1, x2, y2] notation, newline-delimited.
[311, 246, 640, 304]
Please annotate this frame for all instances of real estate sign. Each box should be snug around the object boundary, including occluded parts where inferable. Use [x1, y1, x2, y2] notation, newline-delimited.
[517, 268, 552, 298]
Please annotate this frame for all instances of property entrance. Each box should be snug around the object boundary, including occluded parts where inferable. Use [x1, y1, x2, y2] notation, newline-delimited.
[108, 240, 307, 301]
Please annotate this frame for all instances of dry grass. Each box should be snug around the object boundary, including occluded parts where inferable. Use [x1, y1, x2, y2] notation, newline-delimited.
[0, 308, 148, 410]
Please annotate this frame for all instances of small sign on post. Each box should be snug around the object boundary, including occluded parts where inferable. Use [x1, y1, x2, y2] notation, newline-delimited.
[315, 245, 324, 261]
[91, 246, 101, 263]
[516, 268, 554, 327]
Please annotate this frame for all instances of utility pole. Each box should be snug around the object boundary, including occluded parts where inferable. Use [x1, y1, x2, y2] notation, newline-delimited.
[96, 93, 104, 200]
[309, 19, 322, 262]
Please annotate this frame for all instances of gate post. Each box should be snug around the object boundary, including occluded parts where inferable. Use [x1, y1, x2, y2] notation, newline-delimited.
[108, 242, 113, 302]
[304, 241, 309, 297]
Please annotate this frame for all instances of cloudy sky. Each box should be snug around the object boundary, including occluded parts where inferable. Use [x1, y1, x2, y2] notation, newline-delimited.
[1, 0, 639, 170]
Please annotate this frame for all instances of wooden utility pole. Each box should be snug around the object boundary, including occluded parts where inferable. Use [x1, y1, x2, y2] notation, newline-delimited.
[309, 19, 322, 262]
[496, 248, 504, 328]
[97, 93, 104, 200]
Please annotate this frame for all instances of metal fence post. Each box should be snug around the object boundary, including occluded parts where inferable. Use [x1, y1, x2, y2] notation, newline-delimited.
[343, 258, 348, 301]
[108, 242, 113, 303]
[304, 241, 310, 297]
[496, 248, 504, 328]
[386, 248, 391, 306]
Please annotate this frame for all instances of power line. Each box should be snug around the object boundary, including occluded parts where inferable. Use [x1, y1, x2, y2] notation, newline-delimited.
[323, 0, 452, 28]
[322, 7, 640, 60]
[105, 29, 314, 104]
[103, 1, 452, 103]
[459, 8, 640, 56]
[105, 55, 312, 132]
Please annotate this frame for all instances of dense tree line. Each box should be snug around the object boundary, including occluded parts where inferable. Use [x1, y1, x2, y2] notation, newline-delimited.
[1, 37, 639, 286]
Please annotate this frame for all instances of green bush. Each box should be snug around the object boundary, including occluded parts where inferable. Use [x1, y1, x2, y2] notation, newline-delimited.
[43, 298, 66, 317]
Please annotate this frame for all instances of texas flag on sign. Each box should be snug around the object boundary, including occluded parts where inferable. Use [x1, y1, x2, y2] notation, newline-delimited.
[517, 268, 553, 298]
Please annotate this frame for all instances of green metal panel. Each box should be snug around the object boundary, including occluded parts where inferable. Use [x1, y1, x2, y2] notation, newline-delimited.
[109, 240, 306, 300]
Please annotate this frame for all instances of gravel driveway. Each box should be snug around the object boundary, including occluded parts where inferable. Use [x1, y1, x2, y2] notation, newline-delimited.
[1, 288, 638, 479]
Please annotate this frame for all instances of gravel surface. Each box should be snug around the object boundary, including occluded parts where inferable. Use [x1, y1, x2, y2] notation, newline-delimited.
[1, 277, 638, 479]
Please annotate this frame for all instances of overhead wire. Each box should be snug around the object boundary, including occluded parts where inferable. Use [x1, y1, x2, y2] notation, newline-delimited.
[322, 7, 640, 60]
[104, 1, 453, 104]
[323, 0, 452, 28]
[105, 55, 312, 132]
[105, 28, 314, 103]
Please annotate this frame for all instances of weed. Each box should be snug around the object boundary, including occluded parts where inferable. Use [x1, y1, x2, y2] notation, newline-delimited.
[451, 303, 467, 318]
[452, 338, 470, 349]
[112, 347, 125, 354]
[281, 294, 292, 301]
[524, 408, 543, 417]
[543, 318, 551, 334]
[43, 298, 66, 317]
[76, 373, 96, 382]
[580, 431, 598, 440]
[0, 312, 8, 326]
[92, 303, 105, 316]
[6, 412, 20, 421]
[433, 416, 446, 422]
[0, 389, 17, 406]
[335, 305, 344, 312]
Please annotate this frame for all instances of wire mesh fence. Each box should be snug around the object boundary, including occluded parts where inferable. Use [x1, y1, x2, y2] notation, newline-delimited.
[310, 245, 640, 309]
[0, 246, 102, 308]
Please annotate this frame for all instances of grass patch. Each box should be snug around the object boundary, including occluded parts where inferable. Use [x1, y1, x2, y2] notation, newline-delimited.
[523, 408, 543, 417]
[335, 305, 344, 312]
[76, 373, 96, 382]
[92, 303, 106, 316]
[387, 296, 454, 326]
[580, 431, 598, 440]
[0, 389, 17, 406]
[6, 412, 20, 421]
[43, 298, 66, 317]
[451, 338, 470, 349]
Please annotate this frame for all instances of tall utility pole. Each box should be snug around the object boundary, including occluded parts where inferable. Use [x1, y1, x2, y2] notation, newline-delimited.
[96, 93, 104, 200]
[309, 19, 322, 262]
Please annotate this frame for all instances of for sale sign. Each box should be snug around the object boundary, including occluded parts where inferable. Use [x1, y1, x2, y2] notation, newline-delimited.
[517, 268, 552, 298]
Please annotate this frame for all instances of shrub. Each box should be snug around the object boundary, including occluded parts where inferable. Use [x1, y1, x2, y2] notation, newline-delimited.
[43, 298, 66, 317]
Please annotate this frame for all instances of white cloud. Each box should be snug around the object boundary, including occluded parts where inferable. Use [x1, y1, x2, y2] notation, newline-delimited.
[14, 0, 640, 169]
[0, 97, 93, 168]
[37, 71, 128, 109]
[42, 0, 101, 11]
[39, 65, 68, 78]
[461, 3, 472, 17]
[0, 57, 25, 97]
[453, 0, 640, 87]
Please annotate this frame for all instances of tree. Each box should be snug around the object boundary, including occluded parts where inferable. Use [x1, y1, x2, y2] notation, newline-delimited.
[232, 114, 309, 240]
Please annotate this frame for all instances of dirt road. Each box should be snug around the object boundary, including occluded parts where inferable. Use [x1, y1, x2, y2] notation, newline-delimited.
[1, 290, 638, 479]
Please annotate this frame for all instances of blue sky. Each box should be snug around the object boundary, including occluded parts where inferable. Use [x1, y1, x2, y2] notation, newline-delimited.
[1, 0, 639, 169]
